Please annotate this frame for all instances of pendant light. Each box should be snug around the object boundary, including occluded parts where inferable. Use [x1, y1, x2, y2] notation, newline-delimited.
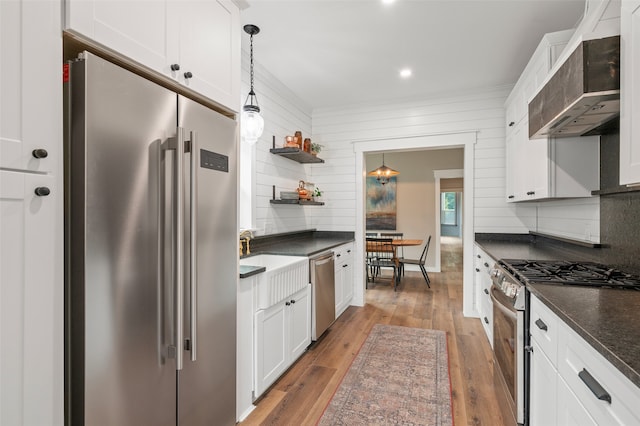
[367, 153, 399, 185]
[241, 24, 264, 145]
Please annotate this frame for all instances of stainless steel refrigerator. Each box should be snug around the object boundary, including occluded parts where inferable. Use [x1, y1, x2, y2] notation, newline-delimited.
[65, 51, 237, 425]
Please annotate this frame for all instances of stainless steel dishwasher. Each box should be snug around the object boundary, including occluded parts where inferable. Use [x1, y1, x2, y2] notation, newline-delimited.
[310, 251, 335, 340]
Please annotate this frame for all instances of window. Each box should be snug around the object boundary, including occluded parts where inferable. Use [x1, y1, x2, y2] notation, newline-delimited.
[441, 192, 457, 225]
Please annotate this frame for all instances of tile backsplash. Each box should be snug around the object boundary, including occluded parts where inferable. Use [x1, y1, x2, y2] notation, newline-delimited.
[598, 130, 640, 275]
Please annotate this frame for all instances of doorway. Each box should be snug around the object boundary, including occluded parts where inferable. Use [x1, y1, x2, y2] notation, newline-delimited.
[353, 132, 477, 317]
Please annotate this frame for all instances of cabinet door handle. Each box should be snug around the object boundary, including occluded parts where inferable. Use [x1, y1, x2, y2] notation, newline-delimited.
[483, 317, 489, 324]
[527, 191, 535, 196]
[484, 288, 489, 295]
[508, 195, 515, 199]
[477, 254, 481, 259]
[34, 187, 50, 196]
[484, 262, 489, 267]
[347, 249, 351, 253]
[290, 299, 296, 304]
[32, 149, 48, 158]
[171, 63, 180, 71]
[336, 254, 341, 258]
[184, 71, 193, 79]
[285, 301, 291, 306]
[534, 318, 548, 331]
[343, 264, 348, 268]
[508, 121, 515, 127]
[475, 268, 480, 272]
[578, 369, 612, 404]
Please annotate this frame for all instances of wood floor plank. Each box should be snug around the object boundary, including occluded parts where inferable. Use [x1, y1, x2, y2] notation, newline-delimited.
[239, 237, 507, 426]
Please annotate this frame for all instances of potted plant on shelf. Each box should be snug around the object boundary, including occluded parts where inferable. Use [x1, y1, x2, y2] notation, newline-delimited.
[311, 143, 323, 156]
[313, 187, 323, 201]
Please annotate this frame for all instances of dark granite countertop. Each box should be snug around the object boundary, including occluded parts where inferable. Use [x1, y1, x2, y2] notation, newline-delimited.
[528, 284, 640, 389]
[475, 233, 640, 389]
[243, 230, 355, 258]
[238, 230, 355, 278]
[239, 265, 266, 279]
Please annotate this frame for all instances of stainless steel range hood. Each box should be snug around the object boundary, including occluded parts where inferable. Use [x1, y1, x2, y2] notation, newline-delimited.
[528, 35, 620, 139]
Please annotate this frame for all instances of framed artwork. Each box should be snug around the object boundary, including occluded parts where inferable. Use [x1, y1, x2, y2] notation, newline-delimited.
[366, 176, 397, 230]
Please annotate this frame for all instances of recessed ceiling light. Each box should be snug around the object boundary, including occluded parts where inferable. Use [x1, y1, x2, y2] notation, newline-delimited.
[382, 0, 396, 5]
[400, 68, 412, 78]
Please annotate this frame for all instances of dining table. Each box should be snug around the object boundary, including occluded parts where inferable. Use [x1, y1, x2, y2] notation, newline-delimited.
[366, 238, 423, 281]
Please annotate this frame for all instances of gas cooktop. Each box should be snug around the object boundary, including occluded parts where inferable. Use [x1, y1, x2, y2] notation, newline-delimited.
[499, 259, 640, 290]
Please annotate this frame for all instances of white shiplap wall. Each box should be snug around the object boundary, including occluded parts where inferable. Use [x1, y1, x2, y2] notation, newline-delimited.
[240, 59, 601, 243]
[309, 87, 536, 235]
[240, 54, 320, 235]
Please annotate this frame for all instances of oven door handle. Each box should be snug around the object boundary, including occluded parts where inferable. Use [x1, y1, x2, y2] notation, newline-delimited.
[490, 286, 517, 320]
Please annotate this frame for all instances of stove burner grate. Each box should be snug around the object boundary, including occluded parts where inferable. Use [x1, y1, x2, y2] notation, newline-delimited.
[499, 259, 640, 290]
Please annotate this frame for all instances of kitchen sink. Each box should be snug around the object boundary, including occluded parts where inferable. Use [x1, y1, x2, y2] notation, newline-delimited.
[240, 255, 309, 309]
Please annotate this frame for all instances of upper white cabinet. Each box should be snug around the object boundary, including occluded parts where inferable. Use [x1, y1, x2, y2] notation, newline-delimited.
[504, 30, 600, 202]
[1, 0, 61, 172]
[620, 0, 640, 185]
[64, 0, 241, 112]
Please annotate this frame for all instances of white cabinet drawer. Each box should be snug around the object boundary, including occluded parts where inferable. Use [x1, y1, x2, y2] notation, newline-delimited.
[558, 323, 640, 426]
[529, 294, 559, 365]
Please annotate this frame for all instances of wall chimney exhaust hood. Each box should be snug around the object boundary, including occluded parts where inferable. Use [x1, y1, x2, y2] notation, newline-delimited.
[528, 35, 620, 139]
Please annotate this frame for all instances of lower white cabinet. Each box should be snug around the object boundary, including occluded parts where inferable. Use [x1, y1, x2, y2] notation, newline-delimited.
[474, 244, 493, 345]
[556, 375, 597, 426]
[529, 338, 558, 426]
[529, 293, 640, 426]
[334, 243, 354, 318]
[254, 284, 311, 398]
[1, 171, 62, 425]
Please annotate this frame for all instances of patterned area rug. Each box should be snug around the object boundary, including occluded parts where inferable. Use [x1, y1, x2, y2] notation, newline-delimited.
[318, 324, 453, 426]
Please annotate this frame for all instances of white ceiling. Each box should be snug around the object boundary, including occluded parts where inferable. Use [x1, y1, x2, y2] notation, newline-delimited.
[239, 0, 587, 110]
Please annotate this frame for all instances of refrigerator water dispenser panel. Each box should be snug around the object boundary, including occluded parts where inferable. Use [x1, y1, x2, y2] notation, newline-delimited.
[200, 149, 228, 172]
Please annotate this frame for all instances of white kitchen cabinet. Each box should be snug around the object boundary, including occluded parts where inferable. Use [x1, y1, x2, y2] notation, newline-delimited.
[529, 293, 640, 426]
[529, 338, 558, 426]
[334, 242, 354, 318]
[237, 274, 256, 422]
[473, 244, 493, 345]
[1, 0, 61, 172]
[529, 295, 559, 426]
[64, 0, 240, 112]
[556, 375, 598, 426]
[0, 1, 63, 424]
[1, 171, 62, 425]
[254, 284, 311, 399]
[504, 29, 600, 202]
[620, 0, 640, 185]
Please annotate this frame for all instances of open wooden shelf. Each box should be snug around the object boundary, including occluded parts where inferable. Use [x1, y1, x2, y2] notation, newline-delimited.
[269, 136, 324, 163]
[270, 199, 324, 206]
[269, 147, 324, 163]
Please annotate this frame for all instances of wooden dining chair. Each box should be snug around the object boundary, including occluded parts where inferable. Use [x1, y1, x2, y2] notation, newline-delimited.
[380, 232, 404, 276]
[365, 237, 400, 290]
[402, 235, 431, 288]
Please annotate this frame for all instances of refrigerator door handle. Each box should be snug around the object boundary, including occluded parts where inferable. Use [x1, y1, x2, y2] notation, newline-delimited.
[170, 128, 186, 371]
[188, 130, 198, 362]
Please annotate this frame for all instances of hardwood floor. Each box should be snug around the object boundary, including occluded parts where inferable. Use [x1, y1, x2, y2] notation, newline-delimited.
[240, 237, 507, 425]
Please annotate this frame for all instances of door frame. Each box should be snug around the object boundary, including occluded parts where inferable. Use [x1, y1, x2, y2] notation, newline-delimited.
[352, 131, 477, 317]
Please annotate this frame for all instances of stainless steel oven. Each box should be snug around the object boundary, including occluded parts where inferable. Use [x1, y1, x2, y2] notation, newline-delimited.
[490, 264, 527, 426]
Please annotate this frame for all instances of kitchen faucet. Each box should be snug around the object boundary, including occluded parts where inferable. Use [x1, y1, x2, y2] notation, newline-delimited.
[239, 230, 254, 256]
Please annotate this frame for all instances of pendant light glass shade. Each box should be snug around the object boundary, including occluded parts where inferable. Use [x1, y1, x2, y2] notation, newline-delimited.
[367, 153, 399, 185]
[242, 24, 264, 145]
[242, 103, 264, 145]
